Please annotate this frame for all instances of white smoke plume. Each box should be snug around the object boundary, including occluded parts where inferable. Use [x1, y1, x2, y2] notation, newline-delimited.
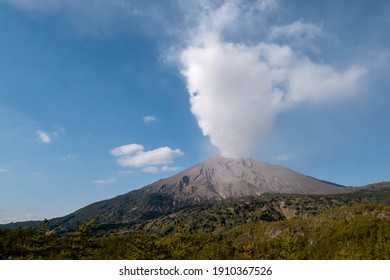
[5, 0, 367, 158]
[179, 0, 366, 157]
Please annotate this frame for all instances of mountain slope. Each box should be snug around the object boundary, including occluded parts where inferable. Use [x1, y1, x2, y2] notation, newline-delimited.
[2, 203, 389, 260]
[45, 156, 349, 233]
[143, 156, 346, 200]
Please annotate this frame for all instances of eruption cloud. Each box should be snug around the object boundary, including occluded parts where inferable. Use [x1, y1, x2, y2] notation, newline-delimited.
[178, 0, 366, 158]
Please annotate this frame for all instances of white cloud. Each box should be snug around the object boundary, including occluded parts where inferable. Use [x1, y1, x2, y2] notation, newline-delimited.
[92, 177, 116, 185]
[143, 115, 157, 123]
[35, 128, 65, 144]
[117, 146, 183, 168]
[288, 62, 365, 104]
[254, 0, 279, 12]
[110, 143, 144, 156]
[269, 20, 323, 40]
[142, 166, 159, 173]
[62, 154, 78, 161]
[161, 165, 181, 172]
[142, 165, 181, 173]
[2, 0, 164, 37]
[36, 130, 51, 143]
[110, 143, 184, 173]
[0, 168, 10, 173]
[273, 154, 293, 162]
[178, 1, 366, 158]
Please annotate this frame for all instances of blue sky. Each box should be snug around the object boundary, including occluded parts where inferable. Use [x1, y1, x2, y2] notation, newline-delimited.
[0, 0, 389, 223]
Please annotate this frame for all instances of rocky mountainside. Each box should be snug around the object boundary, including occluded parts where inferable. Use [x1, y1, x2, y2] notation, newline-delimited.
[1, 156, 353, 233]
[143, 156, 346, 201]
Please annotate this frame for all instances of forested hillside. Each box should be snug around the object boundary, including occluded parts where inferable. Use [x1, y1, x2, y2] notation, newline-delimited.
[1, 184, 389, 259]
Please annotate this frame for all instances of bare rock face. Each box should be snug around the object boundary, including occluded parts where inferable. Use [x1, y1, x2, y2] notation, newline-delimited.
[143, 156, 346, 201]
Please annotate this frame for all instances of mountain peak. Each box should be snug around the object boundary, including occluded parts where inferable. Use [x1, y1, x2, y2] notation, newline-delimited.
[143, 156, 346, 201]
[203, 155, 255, 166]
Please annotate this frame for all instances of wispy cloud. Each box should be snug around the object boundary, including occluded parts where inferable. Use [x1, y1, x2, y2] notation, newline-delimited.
[117, 170, 135, 176]
[142, 165, 181, 173]
[2, 0, 167, 37]
[0, 168, 10, 173]
[269, 20, 323, 40]
[92, 177, 116, 185]
[62, 154, 78, 161]
[142, 166, 159, 174]
[143, 115, 157, 123]
[36, 130, 51, 143]
[31, 172, 42, 177]
[161, 165, 181, 172]
[35, 128, 65, 144]
[273, 154, 293, 162]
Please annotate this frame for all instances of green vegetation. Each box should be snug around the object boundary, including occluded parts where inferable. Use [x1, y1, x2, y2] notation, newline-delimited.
[1, 204, 389, 260]
[136, 187, 390, 236]
[1, 186, 389, 259]
[4, 183, 387, 236]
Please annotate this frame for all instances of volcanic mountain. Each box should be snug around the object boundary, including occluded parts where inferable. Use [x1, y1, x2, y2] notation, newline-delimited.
[44, 156, 347, 232]
[143, 156, 346, 200]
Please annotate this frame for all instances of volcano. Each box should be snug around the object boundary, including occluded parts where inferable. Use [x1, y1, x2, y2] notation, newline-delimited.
[143, 156, 346, 201]
[42, 156, 348, 233]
